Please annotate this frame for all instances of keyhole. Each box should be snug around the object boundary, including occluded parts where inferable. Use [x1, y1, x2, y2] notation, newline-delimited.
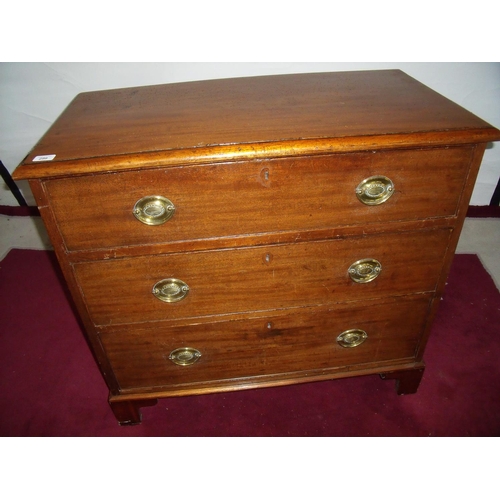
[260, 167, 270, 185]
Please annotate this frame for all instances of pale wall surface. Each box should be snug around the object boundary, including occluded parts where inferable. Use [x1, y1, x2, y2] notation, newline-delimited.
[1, 62, 499, 205]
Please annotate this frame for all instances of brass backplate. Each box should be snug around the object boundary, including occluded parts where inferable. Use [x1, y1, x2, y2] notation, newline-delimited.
[133, 195, 175, 225]
[348, 258, 382, 283]
[169, 347, 202, 366]
[337, 329, 368, 348]
[356, 175, 394, 205]
[152, 278, 189, 303]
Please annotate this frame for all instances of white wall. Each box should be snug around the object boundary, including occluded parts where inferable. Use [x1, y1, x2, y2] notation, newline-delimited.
[1, 62, 499, 206]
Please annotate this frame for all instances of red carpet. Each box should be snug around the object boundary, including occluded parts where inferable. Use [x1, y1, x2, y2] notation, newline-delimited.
[1, 249, 499, 436]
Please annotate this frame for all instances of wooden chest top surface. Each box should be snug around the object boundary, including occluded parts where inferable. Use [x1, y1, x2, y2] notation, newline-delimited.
[14, 70, 500, 179]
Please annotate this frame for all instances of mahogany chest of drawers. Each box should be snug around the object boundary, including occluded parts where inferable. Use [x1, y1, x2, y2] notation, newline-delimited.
[13, 70, 500, 425]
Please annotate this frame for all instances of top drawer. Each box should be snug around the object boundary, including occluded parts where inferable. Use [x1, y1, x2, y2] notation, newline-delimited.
[44, 147, 472, 252]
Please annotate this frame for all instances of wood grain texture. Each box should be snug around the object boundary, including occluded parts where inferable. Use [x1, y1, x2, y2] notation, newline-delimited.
[99, 294, 432, 391]
[109, 360, 426, 401]
[73, 229, 451, 326]
[44, 147, 472, 252]
[62, 216, 457, 264]
[13, 70, 500, 179]
[27, 179, 121, 393]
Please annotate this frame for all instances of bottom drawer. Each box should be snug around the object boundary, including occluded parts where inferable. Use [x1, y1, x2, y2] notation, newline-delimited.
[99, 294, 432, 391]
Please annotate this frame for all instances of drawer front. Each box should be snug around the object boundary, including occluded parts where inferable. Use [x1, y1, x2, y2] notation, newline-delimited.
[74, 229, 450, 326]
[99, 294, 431, 390]
[46, 147, 471, 251]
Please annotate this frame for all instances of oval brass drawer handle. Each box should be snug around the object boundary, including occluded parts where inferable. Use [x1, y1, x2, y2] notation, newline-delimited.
[337, 329, 368, 348]
[348, 258, 381, 283]
[152, 278, 190, 303]
[169, 347, 201, 366]
[356, 175, 394, 205]
[133, 195, 175, 225]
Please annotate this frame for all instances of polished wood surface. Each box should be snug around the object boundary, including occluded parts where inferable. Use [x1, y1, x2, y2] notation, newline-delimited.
[13, 70, 500, 179]
[100, 294, 431, 391]
[13, 71, 500, 424]
[44, 147, 471, 252]
[74, 229, 450, 326]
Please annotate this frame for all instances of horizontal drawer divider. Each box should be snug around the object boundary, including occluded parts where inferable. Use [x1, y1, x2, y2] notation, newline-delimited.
[95, 290, 435, 332]
[65, 216, 457, 263]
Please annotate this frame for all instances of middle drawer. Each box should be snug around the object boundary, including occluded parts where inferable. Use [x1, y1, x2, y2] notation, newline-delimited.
[74, 229, 451, 326]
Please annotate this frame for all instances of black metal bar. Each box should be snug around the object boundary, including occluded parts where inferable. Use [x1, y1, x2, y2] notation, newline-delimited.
[490, 176, 500, 206]
[0, 160, 28, 206]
